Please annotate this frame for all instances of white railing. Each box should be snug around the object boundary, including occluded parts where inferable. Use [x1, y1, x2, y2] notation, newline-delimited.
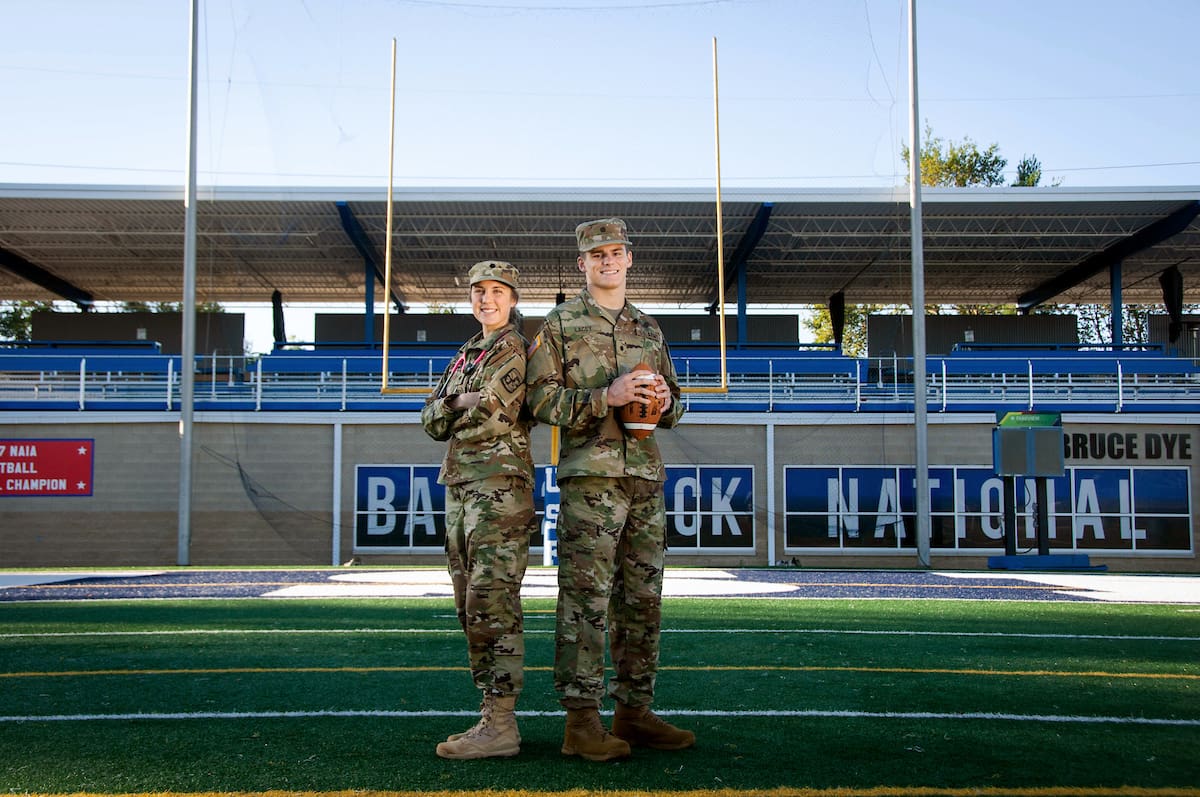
[2, 352, 1197, 412]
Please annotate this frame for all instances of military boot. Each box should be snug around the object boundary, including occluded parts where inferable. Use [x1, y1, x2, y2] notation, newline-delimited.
[561, 707, 631, 762]
[436, 694, 520, 759]
[445, 693, 509, 743]
[612, 702, 695, 750]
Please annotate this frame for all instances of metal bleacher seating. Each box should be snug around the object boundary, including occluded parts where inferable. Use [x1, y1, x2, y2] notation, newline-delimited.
[930, 343, 1200, 412]
[673, 344, 863, 411]
[248, 342, 456, 410]
[0, 340, 180, 410]
[1, 338, 1196, 413]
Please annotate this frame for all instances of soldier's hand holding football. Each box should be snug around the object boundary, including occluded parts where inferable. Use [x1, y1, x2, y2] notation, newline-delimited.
[652, 373, 672, 411]
[607, 370, 658, 408]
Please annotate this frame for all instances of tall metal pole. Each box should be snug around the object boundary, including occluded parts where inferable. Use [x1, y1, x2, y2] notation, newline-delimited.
[380, 39, 397, 389]
[907, 0, 932, 567]
[177, 0, 199, 565]
[712, 36, 727, 389]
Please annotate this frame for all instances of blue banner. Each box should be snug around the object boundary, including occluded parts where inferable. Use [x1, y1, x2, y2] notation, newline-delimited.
[784, 465, 1192, 553]
[354, 464, 756, 554]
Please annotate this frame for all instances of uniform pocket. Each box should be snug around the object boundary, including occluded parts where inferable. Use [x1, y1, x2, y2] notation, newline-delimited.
[570, 332, 617, 387]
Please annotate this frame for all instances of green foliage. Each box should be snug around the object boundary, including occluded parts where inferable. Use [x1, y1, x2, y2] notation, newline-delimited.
[806, 303, 1026, 356]
[810, 299, 1169, 352]
[873, 128, 1048, 346]
[120, 301, 224, 313]
[0, 300, 54, 340]
[1047, 302, 1195, 345]
[803, 302, 895, 357]
[1013, 154, 1042, 186]
[901, 124, 1053, 188]
[1075, 303, 1152, 344]
[901, 124, 1007, 187]
[1014, 153, 1065, 187]
[951, 303, 1019, 315]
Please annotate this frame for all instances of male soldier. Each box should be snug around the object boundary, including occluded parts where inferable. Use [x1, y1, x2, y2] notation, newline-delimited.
[526, 218, 694, 761]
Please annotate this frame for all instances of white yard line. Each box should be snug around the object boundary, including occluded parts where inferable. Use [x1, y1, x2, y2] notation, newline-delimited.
[4, 627, 1195, 642]
[1, 707, 1196, 726]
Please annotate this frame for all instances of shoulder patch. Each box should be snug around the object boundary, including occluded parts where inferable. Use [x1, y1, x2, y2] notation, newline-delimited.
[527, 334, 542, 357]
[501, 367, 523, 394]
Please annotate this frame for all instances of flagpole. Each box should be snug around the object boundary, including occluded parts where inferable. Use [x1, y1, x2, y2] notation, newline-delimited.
[177, 0, 199, 566]
[908, 0, 932, 567]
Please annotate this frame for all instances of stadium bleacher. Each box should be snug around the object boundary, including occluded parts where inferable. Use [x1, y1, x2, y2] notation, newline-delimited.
[1, 337, 1196, 413]
[0, 341, 180, 410]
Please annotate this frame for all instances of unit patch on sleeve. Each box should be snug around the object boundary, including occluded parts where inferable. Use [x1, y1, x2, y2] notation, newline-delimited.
[501, 367, 523, 394]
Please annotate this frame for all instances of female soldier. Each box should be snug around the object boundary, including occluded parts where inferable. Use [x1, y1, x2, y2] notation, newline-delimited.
[420, 260, 534, 760]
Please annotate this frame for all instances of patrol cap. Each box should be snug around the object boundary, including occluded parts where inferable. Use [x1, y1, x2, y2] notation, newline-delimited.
[576, 217, 632, 252]
[467, 260, 520, 296]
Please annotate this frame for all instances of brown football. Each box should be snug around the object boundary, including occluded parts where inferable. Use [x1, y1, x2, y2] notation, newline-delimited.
[617, 362, 663, 440]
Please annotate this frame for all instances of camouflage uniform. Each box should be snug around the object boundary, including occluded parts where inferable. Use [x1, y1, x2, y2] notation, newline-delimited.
[422, 315, 534, 698]
[526, 287, 684, 709]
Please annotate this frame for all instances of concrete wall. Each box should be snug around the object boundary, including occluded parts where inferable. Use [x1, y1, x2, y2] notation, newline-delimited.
[1, 412, 1195, 572]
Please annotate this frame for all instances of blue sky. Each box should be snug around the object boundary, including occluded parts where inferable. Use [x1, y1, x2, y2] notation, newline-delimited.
[3, 0, 1199, 189]
[3, 0, 1198, 350]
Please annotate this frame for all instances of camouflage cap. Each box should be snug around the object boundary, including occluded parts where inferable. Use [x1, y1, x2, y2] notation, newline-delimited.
[467, 260, 520, 295]
[576, 217, 632, 252]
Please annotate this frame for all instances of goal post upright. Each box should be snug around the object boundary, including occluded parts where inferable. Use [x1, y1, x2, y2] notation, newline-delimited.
[379, 38, 429, 395]
[684, 36, 729, 396]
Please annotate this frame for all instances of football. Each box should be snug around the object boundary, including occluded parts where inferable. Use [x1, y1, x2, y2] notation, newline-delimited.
[617, 362, 663, 440]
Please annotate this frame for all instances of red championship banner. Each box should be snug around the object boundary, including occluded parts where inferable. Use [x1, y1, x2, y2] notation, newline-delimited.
[0, 439, 94, 497]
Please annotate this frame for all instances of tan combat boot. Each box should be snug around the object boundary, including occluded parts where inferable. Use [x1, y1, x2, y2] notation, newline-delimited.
[561, 707, 632, 761]
[436, 694, 520, 759]
[445, 693, 508, 743]
[612, 702, 695, 750]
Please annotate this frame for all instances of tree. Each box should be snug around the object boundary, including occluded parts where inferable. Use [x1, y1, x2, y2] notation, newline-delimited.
[803, 302, 892, 357]
[951, 303, 1019, 316]
[1013, 154, 1064, 188]
[0, 301, 54, 341]
[121, 301, 224, 313]
[1076, 303, 1152, 345]
[1013, 154, 1042, 187]
[814, 127, 1055, 349]
[900, 124, 1008, 187]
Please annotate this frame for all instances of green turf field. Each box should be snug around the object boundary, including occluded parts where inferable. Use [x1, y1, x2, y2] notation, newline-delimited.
[1, 596, 1198, 797]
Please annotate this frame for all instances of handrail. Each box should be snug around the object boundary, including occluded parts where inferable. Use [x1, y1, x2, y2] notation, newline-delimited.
[1027, 360, 1034, 411]
[1117, 360, 1125, 412]
[2, 351, 1197, 413]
